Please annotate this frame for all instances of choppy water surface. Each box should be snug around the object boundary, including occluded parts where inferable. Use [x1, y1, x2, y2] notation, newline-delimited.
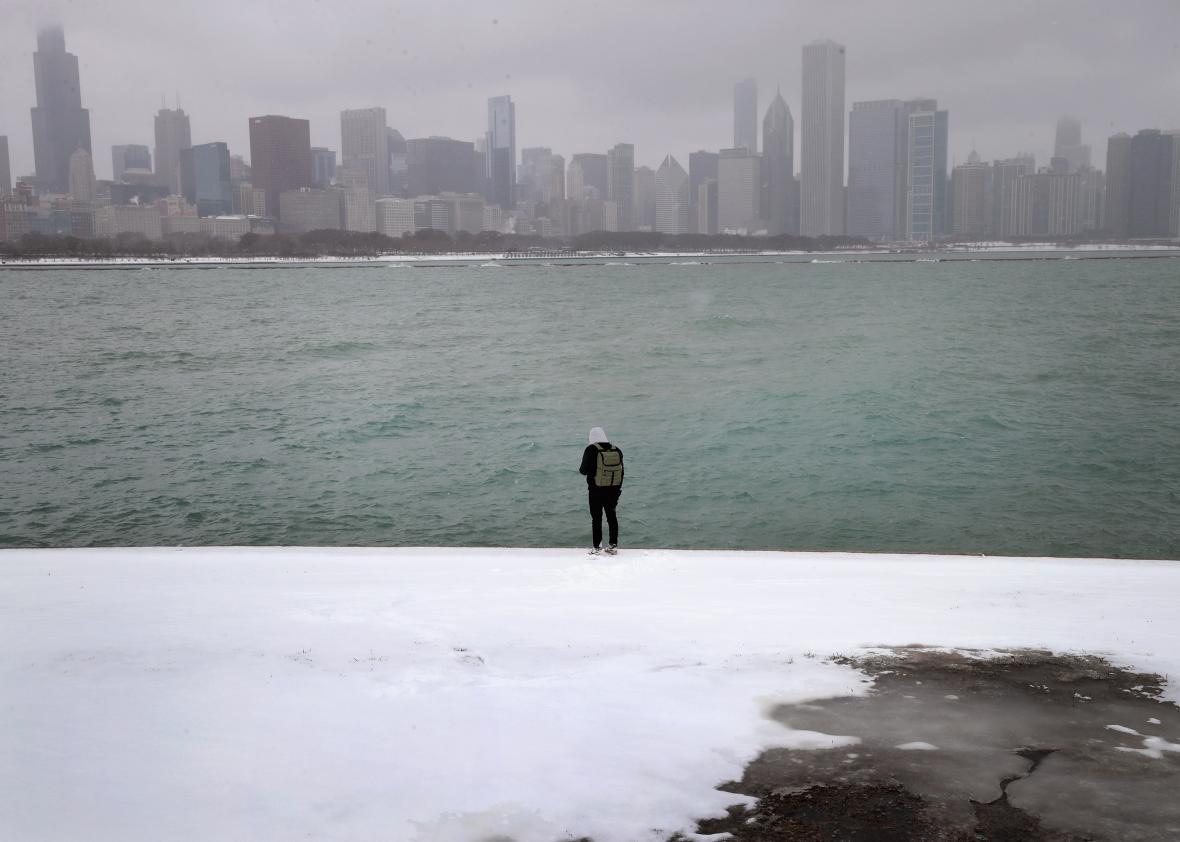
[2, 259, 1178, 557]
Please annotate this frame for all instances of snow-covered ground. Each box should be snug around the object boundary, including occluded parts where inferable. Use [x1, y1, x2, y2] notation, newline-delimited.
[2, 547, 1178, 841]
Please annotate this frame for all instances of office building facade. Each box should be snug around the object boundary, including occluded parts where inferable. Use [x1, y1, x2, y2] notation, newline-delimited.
[486, 95, 516, 209]
[30, 27, 93, 195]
[801, 39, 845, 236]
[734, 78, 758, 153]
[407, 137, 479, 197]
[112, 145, 152, 182]
[341, 108, 390, 195]
[249, 115, 312, 220]
[607, 143, 635, 231]
[180, 142, 232, 217]
[761, 89, 796, 235]
[154, 108, 192, 196]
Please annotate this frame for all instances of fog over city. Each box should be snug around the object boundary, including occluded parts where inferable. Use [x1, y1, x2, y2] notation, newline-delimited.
[2, 0, 1178, 180]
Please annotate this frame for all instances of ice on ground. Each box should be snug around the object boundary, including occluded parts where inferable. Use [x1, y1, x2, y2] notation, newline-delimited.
[895, 741, 940, 751]
[2, 546, 1179, 842]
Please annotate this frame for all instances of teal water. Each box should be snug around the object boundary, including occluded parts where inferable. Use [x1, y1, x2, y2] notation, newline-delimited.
[2, 259, 1178, 557]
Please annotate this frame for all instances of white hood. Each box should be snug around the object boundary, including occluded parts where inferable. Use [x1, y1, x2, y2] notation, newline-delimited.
[588, 427, 608, 445]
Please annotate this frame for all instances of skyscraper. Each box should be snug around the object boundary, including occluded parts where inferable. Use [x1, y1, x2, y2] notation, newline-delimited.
[761, 88, 796, 235]
[0, 136, 10, 195]
[801, 39, 846, 237]
[1054, 116, 1091, 172]
[68, 148, 95, 202]
[311, 147, 337, 188]
[847, 100, 905, 240]
[734, 78, 758, 154]
[570, 153, 609, 198]
[249, 115, 312, 220]
[112, 145, 152, 182]
[180, 142, 232, 216]
[406, 137, 479, 196]
[951, 153, 992, 238]
[607, 143, 635, 230]
[903, 99, 949, 242]
[634, 165, 657, 230]
[717, 147, 762, 234]
[486, 95, 516, 209]
[1104, 134, 1132, 237]
[654, 155, 689, 234]
[993, 156, 1036, 237]
[688, 151, 719, 233]
[154, 107, 192, 195]
[30, 26, 92, 194]
[1127, 129, 1176, 238]
[341, 107, 390, 195]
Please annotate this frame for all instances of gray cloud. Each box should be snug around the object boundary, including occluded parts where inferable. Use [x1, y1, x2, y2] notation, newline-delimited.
[1, 0, 1178, 180]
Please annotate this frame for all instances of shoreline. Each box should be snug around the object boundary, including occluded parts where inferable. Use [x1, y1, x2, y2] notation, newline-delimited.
[3, 546, 1178, 840]
[3, 243, 1180, 270]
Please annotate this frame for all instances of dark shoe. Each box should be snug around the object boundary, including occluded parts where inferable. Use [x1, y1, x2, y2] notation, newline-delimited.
[605, 544, 618, 555]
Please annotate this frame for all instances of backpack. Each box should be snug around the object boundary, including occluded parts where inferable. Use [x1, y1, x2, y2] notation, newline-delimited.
[594, 443, 624, 487]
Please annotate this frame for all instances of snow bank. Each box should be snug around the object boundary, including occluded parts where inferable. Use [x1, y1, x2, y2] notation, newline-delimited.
[2, 547, 1178, 841]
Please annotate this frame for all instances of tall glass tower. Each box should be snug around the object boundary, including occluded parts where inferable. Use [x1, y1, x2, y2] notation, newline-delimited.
[801, 39, 845, 237]
[30, 26, 92, 194]
[486, 95, 516, 209]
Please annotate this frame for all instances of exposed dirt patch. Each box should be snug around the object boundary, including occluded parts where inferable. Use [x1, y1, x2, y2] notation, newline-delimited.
[692, 648, 1180, 841]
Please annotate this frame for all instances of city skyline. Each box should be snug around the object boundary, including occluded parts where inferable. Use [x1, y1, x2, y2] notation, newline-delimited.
[2, 1, 1178, 181]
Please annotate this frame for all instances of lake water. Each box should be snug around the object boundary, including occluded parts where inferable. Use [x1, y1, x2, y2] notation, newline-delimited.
[2, 257, 1178, 557]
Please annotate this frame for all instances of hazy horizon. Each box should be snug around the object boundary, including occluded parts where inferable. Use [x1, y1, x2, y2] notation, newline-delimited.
[1, 0, 1178, 181]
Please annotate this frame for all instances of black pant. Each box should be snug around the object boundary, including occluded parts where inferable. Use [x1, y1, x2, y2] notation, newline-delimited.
[588, 485, 621, 548]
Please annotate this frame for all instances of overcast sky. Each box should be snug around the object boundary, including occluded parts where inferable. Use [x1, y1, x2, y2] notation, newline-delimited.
[2, 0, 1178, 181]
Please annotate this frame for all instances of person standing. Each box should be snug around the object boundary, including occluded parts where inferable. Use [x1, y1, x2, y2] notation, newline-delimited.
[579, 427, 624, 554]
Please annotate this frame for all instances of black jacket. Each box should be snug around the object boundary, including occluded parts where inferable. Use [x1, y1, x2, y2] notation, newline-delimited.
[579, 443, 624, 488]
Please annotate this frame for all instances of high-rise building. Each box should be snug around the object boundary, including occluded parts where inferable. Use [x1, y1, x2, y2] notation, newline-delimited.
[407, 137, 479, 197]
[903, 99, 949, 242]
[0, 136, 11, 195]
[376, 197, 415, 238]
[571, 153, 609, 199]
[717, 147, 762, 234]
[634, 165, 656, 230]
[697, 179, 719, 235]
[761, 88, 796, 235]
[951, 153, 992, 238]
[688, 151, 719, 234]
[112, 145, 152, 182]
[566, 159, 586, 201]
[607, 143, 635, 230]
[342, 186, 376, 233]
[1103, 134, 1132, 237]
[520, 147, 556, 203]
[387, 129, 409, 196]
[278, 188, 341, 232]
[1127, 129, 1177, 238]
[30, 27, 92, 195]
[847, 100, 905, 240]
[654, 155, 689, 235]
[1013, 170, 1082, 237]
[1054, 116, 1091, 173]
[341, 108, 390, 195]
[68, 148, 96, 202]
[487, 95, 516, 209]
[801, 39, 846, 236]
[249, 115, 312, 220]
[179, 142, 232, 217]
[311, 147, 337, 189]
[993, 156, 1035, 238]
[734, 78, 758, 154]
[154, 108, 192, 196]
